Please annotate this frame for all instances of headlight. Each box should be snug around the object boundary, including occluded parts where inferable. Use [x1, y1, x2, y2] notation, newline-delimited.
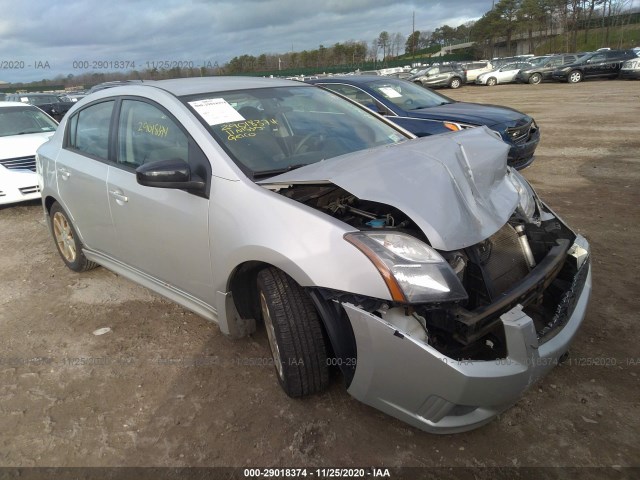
[344, 232, 468, 304]
[444, 122, 476, 132]
[509, 171, 536, 220]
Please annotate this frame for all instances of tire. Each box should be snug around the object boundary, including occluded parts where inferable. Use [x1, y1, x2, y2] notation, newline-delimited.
[568, 70, 583, 83]
[256, 267, 329, 398]
[49, 202, 98, 272]
[529, 73, 542, 85]
[486, 77, 497, 86]
[449, 77, 462, 89]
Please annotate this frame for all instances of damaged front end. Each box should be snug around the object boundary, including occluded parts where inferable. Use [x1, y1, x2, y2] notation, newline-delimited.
[260, 128, 591, 432]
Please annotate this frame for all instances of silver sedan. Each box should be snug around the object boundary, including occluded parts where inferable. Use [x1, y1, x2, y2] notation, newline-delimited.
[37, 77, 591, 433]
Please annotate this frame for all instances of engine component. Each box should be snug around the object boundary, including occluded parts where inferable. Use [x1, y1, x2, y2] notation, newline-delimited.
[515, 224, 536, 269]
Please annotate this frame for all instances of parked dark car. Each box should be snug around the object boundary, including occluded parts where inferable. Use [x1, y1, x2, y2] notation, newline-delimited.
[408, 64, 467, 89]
[308, 76, 540, 170]
[552, 49, 638, 83]
[517, 54, 583, 84]
[4, 93, 74, 120]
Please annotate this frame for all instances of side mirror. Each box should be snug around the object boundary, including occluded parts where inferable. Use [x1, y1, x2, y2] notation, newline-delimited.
[136, 159, 205, 192]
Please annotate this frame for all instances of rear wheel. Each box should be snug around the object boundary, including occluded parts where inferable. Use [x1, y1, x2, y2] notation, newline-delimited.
[257, 267, 329, 398]
[568, 70, 583, 83]
[49, 202, 98, 272]
[529, 73, 542, 85]
[449, 77, 462, 89]
[486, 77, 497, 86]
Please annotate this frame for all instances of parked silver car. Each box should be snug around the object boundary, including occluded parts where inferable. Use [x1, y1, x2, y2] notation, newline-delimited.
[37, 77, 591, 433]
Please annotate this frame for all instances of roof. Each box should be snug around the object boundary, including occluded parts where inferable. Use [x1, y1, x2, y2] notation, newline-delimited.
[150, 76, 305, 96]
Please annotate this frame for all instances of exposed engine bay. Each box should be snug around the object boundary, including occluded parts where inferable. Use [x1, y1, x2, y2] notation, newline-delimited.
[279, 183, 590, 361]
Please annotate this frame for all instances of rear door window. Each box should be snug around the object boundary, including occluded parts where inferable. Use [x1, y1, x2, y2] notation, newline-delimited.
[66, 101, 115, 160]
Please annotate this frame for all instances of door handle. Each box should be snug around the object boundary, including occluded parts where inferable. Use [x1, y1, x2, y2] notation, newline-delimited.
[58, 167, 70, 180]
[109, 189, 128, 203]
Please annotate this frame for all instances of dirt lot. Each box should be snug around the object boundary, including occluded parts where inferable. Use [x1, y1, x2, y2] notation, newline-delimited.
[1, 80, 639, 471]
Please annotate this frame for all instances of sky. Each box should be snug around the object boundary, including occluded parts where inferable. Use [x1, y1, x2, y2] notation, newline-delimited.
[0, 0, 497, 84]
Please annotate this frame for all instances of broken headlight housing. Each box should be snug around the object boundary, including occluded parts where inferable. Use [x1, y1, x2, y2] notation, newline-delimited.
[345, 232, 468, 304]
[509, 170, 536, 220]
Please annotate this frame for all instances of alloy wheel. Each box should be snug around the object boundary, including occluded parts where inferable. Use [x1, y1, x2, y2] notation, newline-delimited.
[52, 211, 77, 263]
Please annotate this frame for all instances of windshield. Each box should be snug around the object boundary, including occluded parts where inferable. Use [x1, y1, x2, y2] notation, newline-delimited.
[0, 106, 58, 136]
[364, 79, 452, 110]
[182, 85, 407, 179]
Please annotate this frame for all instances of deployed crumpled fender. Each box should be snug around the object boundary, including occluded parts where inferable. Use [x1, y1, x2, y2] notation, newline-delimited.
[260, 127, 518, 251]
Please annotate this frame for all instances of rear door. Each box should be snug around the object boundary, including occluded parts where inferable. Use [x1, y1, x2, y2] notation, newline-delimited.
[106, 98, 213, 302]
[56, 100, 117, 254]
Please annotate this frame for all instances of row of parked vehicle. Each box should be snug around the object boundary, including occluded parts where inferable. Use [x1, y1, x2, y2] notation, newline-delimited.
[405, 48, 639, 88]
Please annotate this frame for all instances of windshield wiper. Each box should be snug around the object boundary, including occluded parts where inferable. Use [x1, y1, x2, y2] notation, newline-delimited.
[253, 163, 311, 179]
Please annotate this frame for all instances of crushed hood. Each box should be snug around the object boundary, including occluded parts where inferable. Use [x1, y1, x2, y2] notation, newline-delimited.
[259, 127, 519, 251]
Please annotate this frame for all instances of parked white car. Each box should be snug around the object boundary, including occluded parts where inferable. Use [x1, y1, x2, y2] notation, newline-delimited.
[0, 102, 57, 205]
[476, 62, 533, 86]
[462, 61, 494, 82]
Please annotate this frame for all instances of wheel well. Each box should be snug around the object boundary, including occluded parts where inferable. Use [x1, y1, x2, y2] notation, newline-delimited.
[44, 196, 57, 214]
[227, 262, 356, 385]
[228, 261, 267, 322]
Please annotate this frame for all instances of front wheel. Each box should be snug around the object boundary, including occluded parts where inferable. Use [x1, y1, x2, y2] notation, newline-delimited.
[568, 70, 583, 83]
[257, 267, 329, 398]
[486, 77, 497, 86]
[49, 202, 98, 272]
[529, 73, 542, 85]
[449, 77, 462, 89]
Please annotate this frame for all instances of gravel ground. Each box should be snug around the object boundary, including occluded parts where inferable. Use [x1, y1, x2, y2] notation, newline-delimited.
[0, 80, 639, 472]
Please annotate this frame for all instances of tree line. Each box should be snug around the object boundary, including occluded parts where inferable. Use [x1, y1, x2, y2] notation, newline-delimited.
[472, 0, 639, 58]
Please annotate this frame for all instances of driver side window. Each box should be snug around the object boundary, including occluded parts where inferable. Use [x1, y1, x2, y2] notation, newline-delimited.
[117, 100, 188, 169]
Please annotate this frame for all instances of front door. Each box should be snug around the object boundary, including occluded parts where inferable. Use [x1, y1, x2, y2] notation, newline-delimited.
[106, 98, 213, 303]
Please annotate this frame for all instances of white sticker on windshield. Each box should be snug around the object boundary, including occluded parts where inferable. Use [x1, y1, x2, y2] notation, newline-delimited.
[20, 97, 29, 102]
[188, 98, 245, 126]
[379, 87, 402, 98]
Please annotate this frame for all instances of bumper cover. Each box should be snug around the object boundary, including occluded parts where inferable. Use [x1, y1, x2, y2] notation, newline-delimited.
[0, 169, 41, 205]
[504, 127, 540, 171]
[344, 241, 591, 434]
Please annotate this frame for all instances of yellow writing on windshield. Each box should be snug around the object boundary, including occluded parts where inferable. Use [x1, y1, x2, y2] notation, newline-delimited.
[221, 119, 278, 141]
